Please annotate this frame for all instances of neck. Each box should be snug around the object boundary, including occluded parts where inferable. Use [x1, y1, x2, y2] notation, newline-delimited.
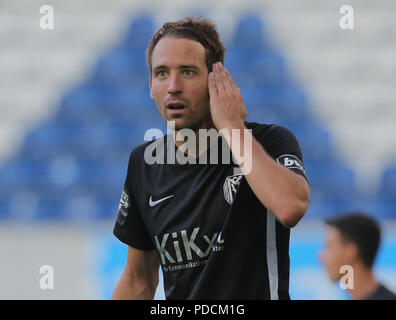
[172, 119, 217, 158]
[347, 263, 379, 300]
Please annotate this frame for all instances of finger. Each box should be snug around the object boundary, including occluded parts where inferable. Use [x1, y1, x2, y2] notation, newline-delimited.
[219, 63, 238, 91]
[208, 72, 218, 96]
[214, 62, 227, 93]
[219, 65, 233, 92]
[213, 65, 225, 94]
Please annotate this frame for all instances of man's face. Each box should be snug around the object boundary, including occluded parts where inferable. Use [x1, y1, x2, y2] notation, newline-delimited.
[149, 36, 211, 131]
[319, 226, 355, 282]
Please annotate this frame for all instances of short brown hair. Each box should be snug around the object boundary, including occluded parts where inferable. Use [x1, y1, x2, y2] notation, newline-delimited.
[146, 17, 225, 75]
[325, 213, 381, 268]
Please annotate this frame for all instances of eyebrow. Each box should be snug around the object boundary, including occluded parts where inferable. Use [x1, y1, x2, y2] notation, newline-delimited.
[179, 65, 200, 70]
[153, 64, 200, 73]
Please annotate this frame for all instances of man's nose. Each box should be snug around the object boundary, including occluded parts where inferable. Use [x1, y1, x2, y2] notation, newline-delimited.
[168, 73, 183, 95]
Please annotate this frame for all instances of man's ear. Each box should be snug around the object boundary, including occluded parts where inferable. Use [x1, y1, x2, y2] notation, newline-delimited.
[345, 242, 359, 264]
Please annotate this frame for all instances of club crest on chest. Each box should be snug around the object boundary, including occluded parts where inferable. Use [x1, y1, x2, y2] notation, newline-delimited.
[223, 172, 243, 205]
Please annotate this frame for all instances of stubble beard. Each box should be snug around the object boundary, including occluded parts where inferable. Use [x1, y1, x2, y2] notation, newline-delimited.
[172, 112, 213, 133]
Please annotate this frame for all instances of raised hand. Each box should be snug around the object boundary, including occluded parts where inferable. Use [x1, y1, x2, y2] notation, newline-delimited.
[208, 62, 247, 131]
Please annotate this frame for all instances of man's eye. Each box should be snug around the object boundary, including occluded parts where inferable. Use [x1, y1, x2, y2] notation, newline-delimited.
[183, 70, 194, 76]
[157, 71, 167, 77]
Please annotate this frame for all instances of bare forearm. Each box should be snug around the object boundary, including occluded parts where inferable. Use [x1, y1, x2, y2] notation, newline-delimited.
[111, 273, 157, 300]
[224, 125, 310, 228]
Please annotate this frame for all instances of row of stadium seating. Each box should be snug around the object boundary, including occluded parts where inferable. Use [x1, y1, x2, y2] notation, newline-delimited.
[1, 154, 395, 202]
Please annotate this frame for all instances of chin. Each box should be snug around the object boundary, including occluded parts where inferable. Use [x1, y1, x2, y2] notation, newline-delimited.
[168, 118, 194, 131]
[329, 271, 343, 283]
[171, 119, 189, 131]
[165, 114, 210, 132]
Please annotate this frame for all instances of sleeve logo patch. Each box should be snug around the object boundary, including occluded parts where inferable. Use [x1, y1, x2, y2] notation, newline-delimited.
[276, 154, 306, 175]
[119, 190, 130, 210]
[117, 190, 130, 225]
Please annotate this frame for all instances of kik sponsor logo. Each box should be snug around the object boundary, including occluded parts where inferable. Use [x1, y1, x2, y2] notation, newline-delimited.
[154, 227, 224, 271]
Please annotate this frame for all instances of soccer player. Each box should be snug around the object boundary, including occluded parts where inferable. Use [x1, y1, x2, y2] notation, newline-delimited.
[320, 213, 396, 300]
[111, 17, 310, 300]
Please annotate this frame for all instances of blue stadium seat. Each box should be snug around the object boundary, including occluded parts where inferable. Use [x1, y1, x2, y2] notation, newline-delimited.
[351, 199, 396, 220]
[379, 165, 396, 200]
[21, 121, 146, 164]
[0, 201, 10, 219]
[1, 160, 80, 203]
[231, 14, 271, 51]
[0, 160, 126, 221]
[226, 49, 288, 87]
[109, 88, 155, 122]
[305, 198, 344, 219]
[34, 201, 66, 221]
[379, 201, 396, 219]
[55, 86, 112, 124]
[0, 161, 47, 200]
[310, 198, 396, 221]
[92, 49, 148, 88]
[21, 124, 84, 162]
[243, 86, 310, 125]
[304, 160, 356, 201]
[303, 198, 391, 220]
[71, 160, 125, 202]
[251, 53, 288, 86]
[122, 14, 155, 51]
[97, 200, 119, 220]
[285, 124, 334, 162]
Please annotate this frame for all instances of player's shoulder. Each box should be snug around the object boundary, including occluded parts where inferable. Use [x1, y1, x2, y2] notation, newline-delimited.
[367, 284, 396, 300]
[245, 121, 297, 141]
[128, 135, 166, 163]
[245, 121, 303, 159]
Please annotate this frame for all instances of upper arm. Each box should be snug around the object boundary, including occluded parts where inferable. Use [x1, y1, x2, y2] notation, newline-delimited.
[113, 151, 156, 251]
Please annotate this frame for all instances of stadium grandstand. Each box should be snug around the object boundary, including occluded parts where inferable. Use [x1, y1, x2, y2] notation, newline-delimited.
[0, 0, 395, 299]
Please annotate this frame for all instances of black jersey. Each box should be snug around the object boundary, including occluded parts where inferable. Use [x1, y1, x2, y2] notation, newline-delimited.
[364, 284, 396, 300]
[113, 122, 307, 300]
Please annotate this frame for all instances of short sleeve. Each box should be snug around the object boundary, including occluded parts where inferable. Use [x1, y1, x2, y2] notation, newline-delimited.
[255, 125, 308, 182]
[113, 152, 155, 251]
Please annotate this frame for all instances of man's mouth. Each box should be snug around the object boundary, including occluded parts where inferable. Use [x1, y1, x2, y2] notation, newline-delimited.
[166, 102, 187, 113]
[167, 103, 186, 110]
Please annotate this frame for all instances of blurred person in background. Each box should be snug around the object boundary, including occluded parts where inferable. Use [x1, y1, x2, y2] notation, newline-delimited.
[320, 213, 396, 300]
[111, 17, 310, 300]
